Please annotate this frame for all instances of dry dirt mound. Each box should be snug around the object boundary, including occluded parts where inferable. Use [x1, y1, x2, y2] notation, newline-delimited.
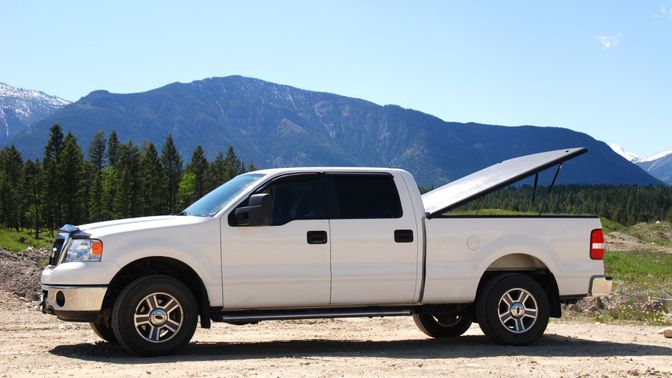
[0, 247, 49, 300]
[606, 232, 668, 252]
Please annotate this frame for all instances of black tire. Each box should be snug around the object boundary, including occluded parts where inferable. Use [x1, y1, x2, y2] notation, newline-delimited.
[476, 273, 549, 346]
[90, 319, 117, 343]
[111, 275, 198, 356]
[413, 312, 472, 338]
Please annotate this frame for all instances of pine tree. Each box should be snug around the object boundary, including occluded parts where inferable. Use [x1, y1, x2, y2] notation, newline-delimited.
[223, 146, 244, 180]
[140, 142, 164, 215]
[88, 131, 106, 222]
[107, 131, 119, 167]
[161, 135, 183, 214]
[115, 141, 141, 218]
[101, 165, 118, 220]
[207, 152, 227, 192]
[89, 131, 107, 169]
[22, 160, 42, 239]
[103, 131, 120, 220]
[43, 124, 65, 230]
[59, 133, 85, 225]
[0, 146, 23, 230]
[186, 145, 208, 201]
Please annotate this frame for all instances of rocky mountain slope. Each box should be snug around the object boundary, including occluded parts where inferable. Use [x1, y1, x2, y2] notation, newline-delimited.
[7, 76, 661, 186]
[0, 82, 69, 142]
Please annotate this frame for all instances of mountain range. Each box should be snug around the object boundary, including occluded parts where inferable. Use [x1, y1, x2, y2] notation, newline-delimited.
[1, 76, 664, 187]
[609, 144, 672, 185]
[0, 83, 69, 142]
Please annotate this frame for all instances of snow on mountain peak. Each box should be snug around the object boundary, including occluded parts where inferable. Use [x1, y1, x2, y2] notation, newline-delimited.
[609, 143, 672, 164]
[609, 143, 640, 162]
[639, 150, 672, 163]
[0, 82, 70, 107]
[0, 82, 71, 139]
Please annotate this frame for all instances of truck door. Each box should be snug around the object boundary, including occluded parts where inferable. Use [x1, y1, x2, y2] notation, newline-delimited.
[327, 173, 419, 305]
[221, 173, 330, 309]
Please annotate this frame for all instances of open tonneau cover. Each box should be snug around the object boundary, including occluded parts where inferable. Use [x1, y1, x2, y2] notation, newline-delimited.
[422, 147, 587, 217]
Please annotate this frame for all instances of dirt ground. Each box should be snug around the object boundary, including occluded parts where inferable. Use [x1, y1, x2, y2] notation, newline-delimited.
[1, 243, 671, 377]
[0, 291, 670, 378]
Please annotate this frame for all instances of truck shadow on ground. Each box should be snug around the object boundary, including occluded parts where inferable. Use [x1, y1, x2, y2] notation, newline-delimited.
[50, 334, 672, 363]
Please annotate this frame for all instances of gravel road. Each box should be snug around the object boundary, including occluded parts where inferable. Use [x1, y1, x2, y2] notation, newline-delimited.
[1, 291, 670, 378]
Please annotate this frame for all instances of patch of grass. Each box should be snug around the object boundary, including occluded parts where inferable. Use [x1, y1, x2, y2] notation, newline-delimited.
[600, 217, 625, 233]
[591, 250, 672, 325]
[605, 250, 672, 280]
[0, 228, 54, 252]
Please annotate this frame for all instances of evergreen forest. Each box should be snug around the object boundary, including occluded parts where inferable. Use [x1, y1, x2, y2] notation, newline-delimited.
[0, 124, 255, 237]
[448, 184, 672, 225]
[1, 124, 671, 239]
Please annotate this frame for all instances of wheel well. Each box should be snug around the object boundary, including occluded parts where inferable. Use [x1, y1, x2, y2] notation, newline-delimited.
[475, 254, 562, 319]
[100, 257, 211, 329]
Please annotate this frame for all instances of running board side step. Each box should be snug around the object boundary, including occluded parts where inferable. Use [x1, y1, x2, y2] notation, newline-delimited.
[216, 306, 415, 323]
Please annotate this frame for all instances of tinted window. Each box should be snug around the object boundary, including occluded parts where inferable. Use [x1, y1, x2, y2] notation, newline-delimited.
[258, 174, 323, 225]
[330, 174, 402, 219]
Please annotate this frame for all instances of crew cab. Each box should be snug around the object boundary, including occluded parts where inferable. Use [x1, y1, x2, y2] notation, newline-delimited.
[41, 147, 612, 356]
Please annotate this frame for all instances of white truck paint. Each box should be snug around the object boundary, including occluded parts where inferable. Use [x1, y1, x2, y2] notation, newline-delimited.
[41, 148, 612, 356]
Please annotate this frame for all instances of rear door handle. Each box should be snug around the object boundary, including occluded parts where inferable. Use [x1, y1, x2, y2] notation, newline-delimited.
[307, 230, 328, 244]
[394, 229, 414, 243]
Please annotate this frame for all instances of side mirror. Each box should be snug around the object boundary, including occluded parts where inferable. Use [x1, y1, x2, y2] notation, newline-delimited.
[234, 193, 273, 226]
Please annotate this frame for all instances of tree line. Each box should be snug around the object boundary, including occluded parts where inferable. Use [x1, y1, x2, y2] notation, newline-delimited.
[2, 125, 671, 239]
[454, 184, 672, 225]
[0, 124, 255, 237]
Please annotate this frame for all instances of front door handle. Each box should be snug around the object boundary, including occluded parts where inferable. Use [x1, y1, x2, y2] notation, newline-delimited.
[394, 229, 414, 243]
[307, 230, 328, 244]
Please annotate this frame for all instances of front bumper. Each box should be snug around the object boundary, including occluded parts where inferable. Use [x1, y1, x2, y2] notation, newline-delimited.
[41, 284, 107, 322]
[589, 275, 613, 296]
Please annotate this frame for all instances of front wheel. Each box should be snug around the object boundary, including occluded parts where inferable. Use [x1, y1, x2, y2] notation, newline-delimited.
[413, 312, 472, 337]
[90, 319, 117, 343]
[111, 275, 198, 356]
[476, 273, 549, 346]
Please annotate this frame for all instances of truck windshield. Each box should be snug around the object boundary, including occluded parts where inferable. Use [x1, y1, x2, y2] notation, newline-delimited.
[178, 173, 265, 217]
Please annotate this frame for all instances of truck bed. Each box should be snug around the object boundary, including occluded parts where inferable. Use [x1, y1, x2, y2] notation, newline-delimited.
[422, 216, 604, 304]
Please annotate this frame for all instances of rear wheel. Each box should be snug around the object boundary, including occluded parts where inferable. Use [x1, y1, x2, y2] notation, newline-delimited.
[90, 319, 117, 343]
[413, 312, 472, 337]
[476, 273, 549, 345]
[111, 275, 198, 356]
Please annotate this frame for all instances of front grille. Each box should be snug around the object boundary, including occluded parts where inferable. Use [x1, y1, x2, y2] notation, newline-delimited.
[48, 237, 66, 266]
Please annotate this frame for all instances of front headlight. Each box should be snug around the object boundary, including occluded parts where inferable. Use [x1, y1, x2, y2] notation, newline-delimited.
[64, 239, 103, 262]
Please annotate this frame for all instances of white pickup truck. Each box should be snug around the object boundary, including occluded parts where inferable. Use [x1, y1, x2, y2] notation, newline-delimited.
[41, 147, 611, 356]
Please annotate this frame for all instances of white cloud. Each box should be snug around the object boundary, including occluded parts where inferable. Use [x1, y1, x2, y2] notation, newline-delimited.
[654, 4, 672, 18]
[595, 33, 623, 49]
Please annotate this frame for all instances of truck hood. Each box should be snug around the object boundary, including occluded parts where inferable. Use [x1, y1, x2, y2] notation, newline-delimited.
[422, 147, 587, 217]
[77, 215, 213, 238]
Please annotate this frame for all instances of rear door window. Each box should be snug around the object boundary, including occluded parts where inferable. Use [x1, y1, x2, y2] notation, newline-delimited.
[328, 174, 402, 219]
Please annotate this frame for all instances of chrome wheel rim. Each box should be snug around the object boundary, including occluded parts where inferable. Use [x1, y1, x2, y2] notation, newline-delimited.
[498, 288, 538, 334]
[133, 292, 183, 343]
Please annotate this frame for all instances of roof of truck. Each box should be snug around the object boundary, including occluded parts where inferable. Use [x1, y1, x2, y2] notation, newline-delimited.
[251, 167, 411, 175]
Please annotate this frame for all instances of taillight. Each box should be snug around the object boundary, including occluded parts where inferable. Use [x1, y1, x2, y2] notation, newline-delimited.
[590, 229, 605, 260]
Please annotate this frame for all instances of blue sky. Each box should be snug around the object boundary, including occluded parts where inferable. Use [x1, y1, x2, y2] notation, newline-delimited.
[2, 1, 671, 156]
